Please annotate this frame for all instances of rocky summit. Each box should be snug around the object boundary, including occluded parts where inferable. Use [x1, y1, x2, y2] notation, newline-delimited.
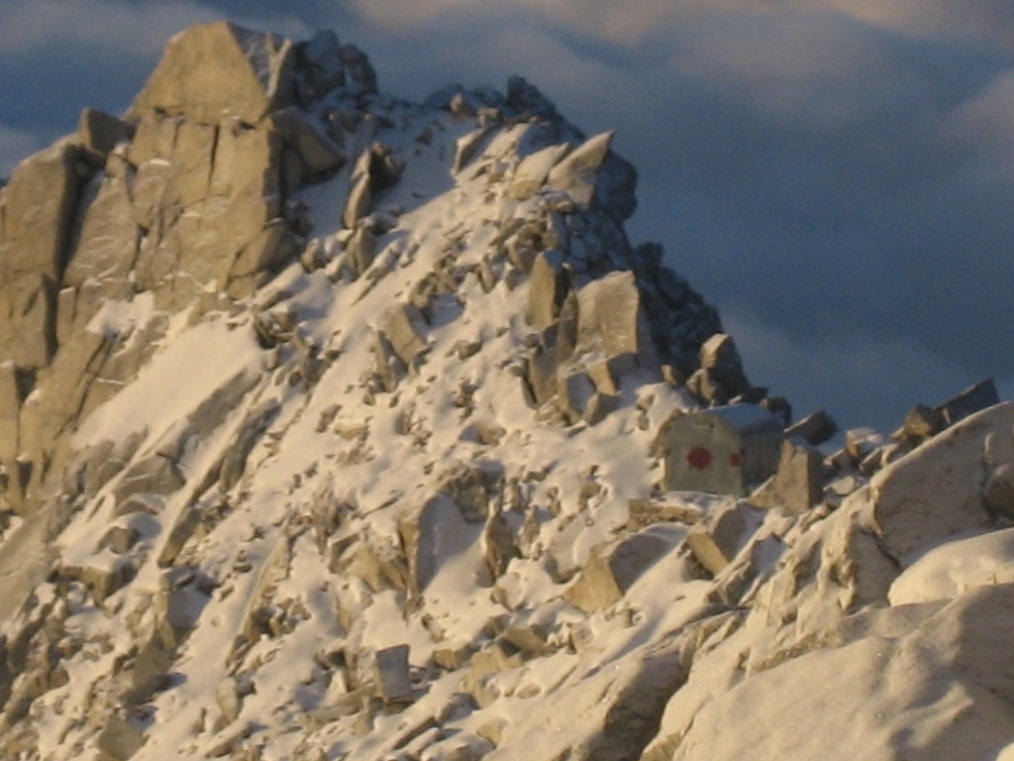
[1, 21, 1013, 761]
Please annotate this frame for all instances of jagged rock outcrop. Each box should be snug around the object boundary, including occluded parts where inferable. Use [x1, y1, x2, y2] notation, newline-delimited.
[0, 20, 1012, 761]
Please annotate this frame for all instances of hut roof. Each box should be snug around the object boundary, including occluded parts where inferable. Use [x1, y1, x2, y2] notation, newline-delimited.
[703, 404, 783, 436]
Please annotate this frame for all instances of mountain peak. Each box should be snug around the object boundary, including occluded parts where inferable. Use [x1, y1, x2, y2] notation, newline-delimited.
[1, 22, 1013, 761]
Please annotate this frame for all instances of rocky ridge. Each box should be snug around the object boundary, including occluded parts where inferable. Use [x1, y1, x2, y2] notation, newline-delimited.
[0, 21, 1013, 761]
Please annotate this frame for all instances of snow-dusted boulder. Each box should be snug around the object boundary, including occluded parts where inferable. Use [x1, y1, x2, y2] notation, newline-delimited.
[871, 401, 1014, 561]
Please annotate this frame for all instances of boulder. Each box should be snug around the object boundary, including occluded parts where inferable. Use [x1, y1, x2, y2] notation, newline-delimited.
[115, 456, 185, 502]
[870, 401, 1014, 561]
[685, 506, 747, 575]
[339, 44, 378, 95]
[509, 143, 571, 200]
[844, 427, 887, 466]
[60, 558, 135, 605]
[546, 131, 613, 209]
[300, 30, 345, 96]
[526, 250, 569, 331]
[382, 304, 427, 369]
[937, 378, 1000, 427]
[695, 333, 748, 402]
[749, 439, 824, 514]
[97, 714, 145, 760]
[574, 270, 654, 378]
[785, 409, 838, 446]
[399, 495, 483, 595]
[344, 224, 377, 276]
[128, 21, 297, 124]
[373, 645, 413, 704]
[77, 108, 135, 159]
[564, 530, 673, 612]
[892, 403, 944, 445]
[270, 107, 346, 176]
[343, 154, 372, 230]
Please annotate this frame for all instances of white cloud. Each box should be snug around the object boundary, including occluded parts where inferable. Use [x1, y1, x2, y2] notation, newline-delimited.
[0, 0, 312, 58]
[0, 0, 220, 56]
[347, 0, 1014, 51]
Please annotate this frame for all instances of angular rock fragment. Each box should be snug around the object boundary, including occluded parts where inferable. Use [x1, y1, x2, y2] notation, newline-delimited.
[77, 108, 136, 160]
[564, 530, 673, 612]
[687, 333, 749, 405]
[937, 378, 1000, 427]
[574, 270, 654, 378]
[750, 439, 824, 513]
[373, 645, 413, 704]
[526, 250, 569, 331]
[270, 107, 346, 176]
[382, 304, 427, 369]
[686, 505, 747, 575]
[785, 409, 838, 446]
[97, 714, 146, 761]
[892, 403, 945, 445]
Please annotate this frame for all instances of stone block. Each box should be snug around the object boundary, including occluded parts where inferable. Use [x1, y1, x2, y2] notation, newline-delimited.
[270, 107, 346, 176]
[77, 108, 136, 159]
[373, 644, 413, 704]
[564, 530, 672, 612]
[526, 250, 569, 331]
[97, 714, 145, 760]
[546, 131, 613, 208]
[382, 304, 427, 368]
[892, 403, 944, 444]
[574, 270, 646, 374]
[749, 439, 824, 513]
[937, 378, 1000, 427]
[685, 506, 747, 575]
[785, 409, 839, 446]
[697, 333, 748, 400]
[115, 456, 185, 502]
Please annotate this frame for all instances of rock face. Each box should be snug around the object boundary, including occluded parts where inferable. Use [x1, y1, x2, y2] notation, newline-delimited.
[0, 20, 1012, 761]
[128, 21, 299, 124]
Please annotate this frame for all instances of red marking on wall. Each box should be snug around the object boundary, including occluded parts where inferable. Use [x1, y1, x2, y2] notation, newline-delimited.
[687, 447, 713, 470]
[729, 452, 742, 467]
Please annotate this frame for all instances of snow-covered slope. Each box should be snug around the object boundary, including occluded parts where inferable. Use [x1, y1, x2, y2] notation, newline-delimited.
[1, 21, 1014, 761]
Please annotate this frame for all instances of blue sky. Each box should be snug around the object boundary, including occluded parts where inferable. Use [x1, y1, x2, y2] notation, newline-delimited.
[1, 0, 1012, 433]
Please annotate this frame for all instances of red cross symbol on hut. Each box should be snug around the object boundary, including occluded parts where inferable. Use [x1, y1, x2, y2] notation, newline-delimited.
[664, 405, 783, 496]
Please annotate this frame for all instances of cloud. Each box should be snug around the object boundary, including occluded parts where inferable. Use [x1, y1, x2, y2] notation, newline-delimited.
[0, 0, 223, 57]
[721, 308, 984, 432]
[0, 124, 41, 178]
[343, 0, 1014, 53]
